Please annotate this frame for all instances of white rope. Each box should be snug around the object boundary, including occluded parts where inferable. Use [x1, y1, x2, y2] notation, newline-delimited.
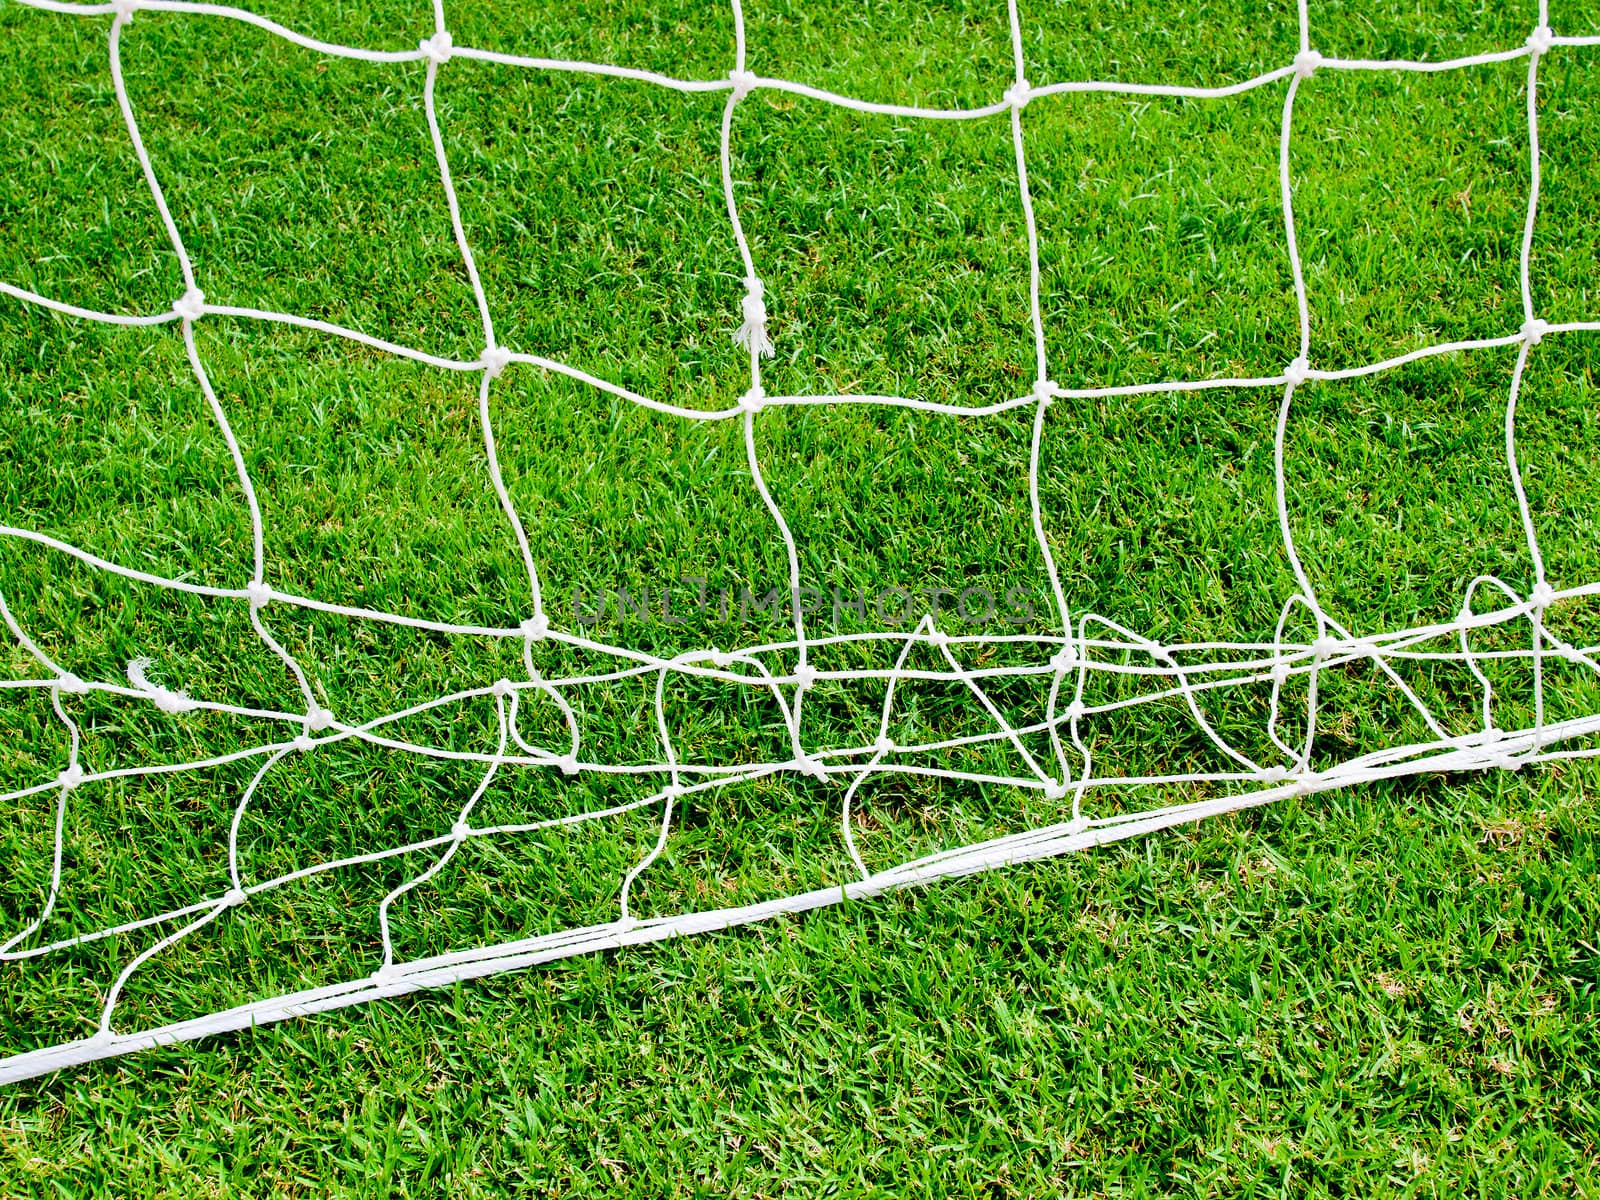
[1, 0, 1597, 1084]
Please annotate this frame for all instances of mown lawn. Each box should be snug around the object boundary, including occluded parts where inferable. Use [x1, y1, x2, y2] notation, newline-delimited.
[1, 0, 1599, 1194]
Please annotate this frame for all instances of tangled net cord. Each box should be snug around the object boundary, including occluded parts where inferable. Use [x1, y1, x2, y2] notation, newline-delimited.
[1, 0, 1599, 1084]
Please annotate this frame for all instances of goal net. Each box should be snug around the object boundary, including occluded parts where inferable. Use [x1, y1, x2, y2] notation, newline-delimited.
[2, 0, 1598, 1084]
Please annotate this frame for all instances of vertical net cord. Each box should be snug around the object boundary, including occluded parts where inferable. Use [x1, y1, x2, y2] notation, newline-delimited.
[113, 6, 326, 730]
[1006, 0, 1083, 808]
[1510, 0, 1554, 751]
[1273, 29, 1456, 758]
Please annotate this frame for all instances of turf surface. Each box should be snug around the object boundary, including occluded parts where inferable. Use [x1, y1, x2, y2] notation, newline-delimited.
[2, 0, 1600, 1193]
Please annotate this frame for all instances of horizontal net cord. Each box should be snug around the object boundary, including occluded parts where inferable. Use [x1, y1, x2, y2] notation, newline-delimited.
[3, 0, 1597, 1082]
[4, 632, 1596, 706]
[4, 517, 1598, 650]
[6, 290, 1597, 425]
[11, 0, 1591, 108]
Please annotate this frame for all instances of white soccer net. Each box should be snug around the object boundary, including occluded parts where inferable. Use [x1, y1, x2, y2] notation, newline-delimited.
[1, 0, 1598, 1084]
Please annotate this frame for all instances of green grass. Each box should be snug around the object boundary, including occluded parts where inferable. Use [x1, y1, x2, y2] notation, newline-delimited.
[2, 0, 1600, 1193]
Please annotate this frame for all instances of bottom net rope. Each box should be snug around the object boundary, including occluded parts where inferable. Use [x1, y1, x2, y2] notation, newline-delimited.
[3, 0, 1600, 1085]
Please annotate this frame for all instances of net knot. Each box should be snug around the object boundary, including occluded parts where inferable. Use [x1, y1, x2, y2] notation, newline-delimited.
[1260, 765, 1288, 784]
[1050, 646, 1077, 673]
[734, 277, 774, 359]
[221, 887, 247, 908]
[1292, 772, 1320, 796]
[1043, 779, 1068, 800]
[927, 629, 950, 649]
[1560, 645, 1587, 665]
[1004, 79, 1033, 109]
[493, 676, 514, 697]
[292, 734, 316, 752]
[557, 753, 579, 775]
[739, 385, 767, 414]
[1033, 378, 1057, 405]
[112, 0, 139, 22]
[798, 755, 828, 780]
[171, 287, 205, 322]
[1492, 752, 1522, 772]
[1284, 356, 1311, 387]
[1293, 49, 1323, 79]
[452, 820, 472, 840]
[1065, 815, 1090, 835]
[1312, 635, 1340, 659]
[56, 672, 89, 696]
[708, 649, 731, 668]
[419, 30, 453, 65]
[794, 663, 817, 690]
[1482, 725, 1505, 744]
[1064, 699, 1086, 721]
[1527, 25, 1554, 55]
[129, 654, 198, 713]
[1530, 581, 1556, 609]
[246, 579, 272, 609]
[728, 69, 758, 101]
[306, 706, 334, 731]
[661, 782, 683, 800]
[480, 344, 513, 379]
[873, 735, 895, 755]
[153, 688, 195, 714]
[521, 612, 550, 641]
[1151, 644, 1174, 664]
[58, 763, 85, 790]
[741, 281, 767, 324]
[1269, 660, 1291, 686]
[1520, 316, 1549, 346]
